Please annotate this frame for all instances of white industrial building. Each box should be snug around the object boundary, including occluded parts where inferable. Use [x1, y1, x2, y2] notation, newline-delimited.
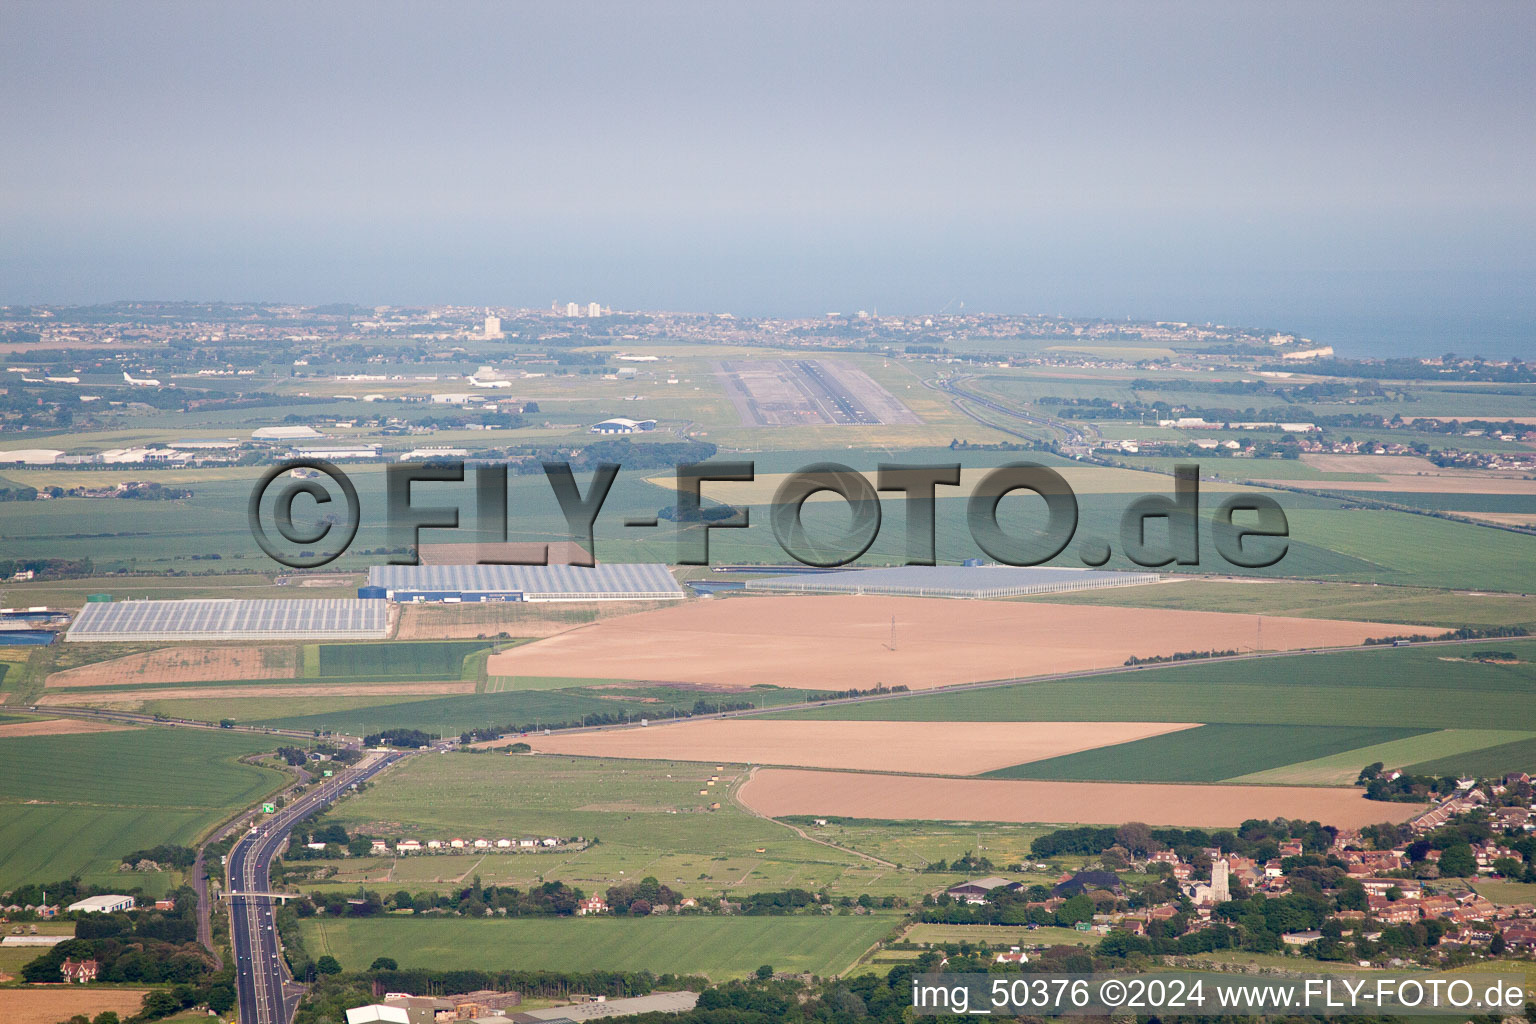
[589, 417, 656, 434]
[67, 895, 137, 914]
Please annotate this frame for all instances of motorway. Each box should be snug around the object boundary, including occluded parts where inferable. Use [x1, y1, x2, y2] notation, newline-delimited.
[228, 750, 400, 1024]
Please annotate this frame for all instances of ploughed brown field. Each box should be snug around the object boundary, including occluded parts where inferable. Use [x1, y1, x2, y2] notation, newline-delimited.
[45, 644, 296, 687]
[486, 596, 1427, 690]
[737, 768, 1425, 829]
[0, 988, 151, 1024]
[0, 718, 136, 738]
[522, 720, 1202, 775]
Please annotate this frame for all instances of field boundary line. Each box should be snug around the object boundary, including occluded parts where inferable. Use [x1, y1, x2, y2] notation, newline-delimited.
[728, 767, 897, 869]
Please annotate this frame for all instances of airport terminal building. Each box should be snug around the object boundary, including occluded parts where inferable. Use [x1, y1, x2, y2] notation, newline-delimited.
[364, 562, 685, 603]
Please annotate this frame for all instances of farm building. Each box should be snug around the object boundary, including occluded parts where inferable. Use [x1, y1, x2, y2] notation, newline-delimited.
[66, 599, 389, 641]
[742, 564, 1159, 599]
[365, 563, 684, 603]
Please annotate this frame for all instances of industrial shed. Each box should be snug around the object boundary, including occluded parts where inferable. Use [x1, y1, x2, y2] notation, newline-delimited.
[741, 564, 1160, 600]
[66, 598, 389, 641]
[365, 562, 684, 603]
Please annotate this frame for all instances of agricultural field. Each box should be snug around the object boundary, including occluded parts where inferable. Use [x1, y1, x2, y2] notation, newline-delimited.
[240, 682, 812, 737]
[0, 988, 154, 1024]
[981, 724, 1429, 783]
[525, 720, 1203, 775]
[774, 640, 1536, 726]
[309, 754, 936, 900]
[1026, 579, 1536, 631]
[735, 769, 1421, 830]
[299, 912, 897, 980]
[0, 726, 291, 890]
[1229, 729, 1536, 785]
[488, 594, 1424, 691]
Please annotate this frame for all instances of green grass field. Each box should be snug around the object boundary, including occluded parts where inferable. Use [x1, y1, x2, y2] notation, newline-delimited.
[1408, 735, 1536, 777]
[314, 640, 496, 680]
[300, 912, 896, 980]
[0, 727, 291, 889]
[308, 754, 952, 900]
[1027, 580, 1536, 630]
[1229, 729, 1536, 785]
[775, 641, 1536, 727]
[981, 724, 1428, 783]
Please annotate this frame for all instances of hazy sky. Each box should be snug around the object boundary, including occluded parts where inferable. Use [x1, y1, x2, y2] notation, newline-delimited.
[3, 1, 1533, 341]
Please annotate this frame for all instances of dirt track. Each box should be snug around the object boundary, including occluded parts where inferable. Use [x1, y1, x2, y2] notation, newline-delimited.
[487, 596, 1428, 690]
[525, 720, 1201, 775]
[737, 768, 1424, 829]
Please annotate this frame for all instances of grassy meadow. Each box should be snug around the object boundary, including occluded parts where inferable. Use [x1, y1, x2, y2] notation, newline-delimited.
[300, 912, 896, 980]
[0, 726, 291, 890]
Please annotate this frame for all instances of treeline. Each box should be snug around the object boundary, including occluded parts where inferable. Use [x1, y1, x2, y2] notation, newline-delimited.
[1364, 625, 1530, 646]
[455, 698, 758, 744]
[20, 886, 235, 1020]
[658, 502, 741, 522]
[1029, 819, 1335, 861]
[512, 439, 718, 474]
[120, 844, 196, 870]
[364, 727, 434, 748]
[0, 556, 94, 579]
[299, 880, 585, 919]
[1124, 648, 1238, 666]
[1290, 357, 1536, 383]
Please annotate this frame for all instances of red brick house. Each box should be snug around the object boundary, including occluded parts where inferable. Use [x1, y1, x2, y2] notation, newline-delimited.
[61, 958, 99, 983]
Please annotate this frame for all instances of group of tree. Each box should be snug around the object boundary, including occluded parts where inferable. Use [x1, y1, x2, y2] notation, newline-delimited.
[22, 886, 234, 1021]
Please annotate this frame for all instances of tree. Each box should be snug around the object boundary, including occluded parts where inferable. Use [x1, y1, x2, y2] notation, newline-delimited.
[756, 964, 774, 979]
[1490, 930, 1507, 955]
[1437, 843, 1476, 878]
[93, 1013, 121, 1024]
[369, 957, 398, 971]
[1115, 822, 1155, 857]
[315, 955, 342, 975]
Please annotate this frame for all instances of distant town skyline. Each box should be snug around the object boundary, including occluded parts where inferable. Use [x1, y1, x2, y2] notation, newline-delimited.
[2, 2, 1533, 355]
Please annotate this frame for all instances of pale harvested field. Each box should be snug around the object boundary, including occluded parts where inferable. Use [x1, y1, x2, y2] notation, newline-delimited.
[522, 720, 1202, 775]
[1457, 512, 1536, 527]
[737, 768, 1424, 829]
[395, 600, 673, 640]
[1302, 453, 1443, 474]
[1302, 475, 1536, 494]
[46, 644, 297, 688]
[487, 596, 1426, 690]
[0, 718, 137, 738]
[37, 681, 474, 705]
[0, 988, 151, 1024]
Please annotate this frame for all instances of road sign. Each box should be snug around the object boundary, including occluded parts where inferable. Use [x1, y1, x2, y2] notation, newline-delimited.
[261, 803, 276, 813]
[323, 770, 333, 777]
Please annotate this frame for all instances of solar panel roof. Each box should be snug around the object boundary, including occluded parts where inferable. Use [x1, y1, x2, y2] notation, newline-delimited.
[367, 562, 683, 598]
[67, 599, 388, 640]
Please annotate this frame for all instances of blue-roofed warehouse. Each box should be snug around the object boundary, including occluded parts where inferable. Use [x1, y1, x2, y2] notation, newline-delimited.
[366, 562, 685, 603]
[742, 564, 1159, 600]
